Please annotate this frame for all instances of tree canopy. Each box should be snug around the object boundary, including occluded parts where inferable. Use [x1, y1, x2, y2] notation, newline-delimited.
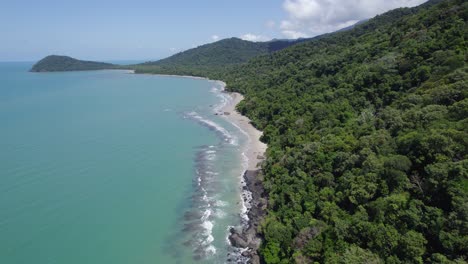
[218, 0, 467, 262]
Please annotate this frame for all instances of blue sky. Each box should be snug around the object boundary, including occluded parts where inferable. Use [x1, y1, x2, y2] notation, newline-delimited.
[0, 0, 426, 61]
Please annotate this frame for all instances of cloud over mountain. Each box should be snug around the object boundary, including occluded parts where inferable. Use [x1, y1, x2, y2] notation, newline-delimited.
[240, 33, 271, 42]
[280, 0, 427, 38]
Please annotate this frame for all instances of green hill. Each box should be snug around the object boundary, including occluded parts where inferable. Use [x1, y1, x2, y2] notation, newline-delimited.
[30, 55, 116, 72]
[219, 0, 467, 262]
[133, 38, 269, 76]
[132, 37, 316, 76]
[30, 21, 361, 74]
[143, 38, 268, 66]
[31, 38, 309, 75]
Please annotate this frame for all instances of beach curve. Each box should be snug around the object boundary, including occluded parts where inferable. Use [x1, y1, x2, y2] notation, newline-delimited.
[217, 82, 267, 264]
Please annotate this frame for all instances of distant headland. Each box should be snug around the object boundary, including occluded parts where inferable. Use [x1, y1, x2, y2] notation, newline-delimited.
[30, 37, 316, 76]
[30, 55, 118, 72]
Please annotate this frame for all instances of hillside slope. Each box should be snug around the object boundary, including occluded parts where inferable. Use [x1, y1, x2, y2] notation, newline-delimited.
[220, 0, 467, 262]
[30, 20, 364, 74]
[30, 38, 309, 75]
[143, 38, 268, 66]
[30, 55, 116, 72]
[132, 37, 316, 76]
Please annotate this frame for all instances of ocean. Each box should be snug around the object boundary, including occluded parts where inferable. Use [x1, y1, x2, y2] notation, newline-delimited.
[0, 62, 249, 263]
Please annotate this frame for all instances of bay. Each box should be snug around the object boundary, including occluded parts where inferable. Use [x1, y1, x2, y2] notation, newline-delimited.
[0, 62, 247, 263]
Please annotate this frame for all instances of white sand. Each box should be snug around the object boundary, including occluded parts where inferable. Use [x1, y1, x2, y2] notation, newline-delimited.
[134, 74, 267, 169]
[221, 91, 267, 171]
[151, 74, 209, 80]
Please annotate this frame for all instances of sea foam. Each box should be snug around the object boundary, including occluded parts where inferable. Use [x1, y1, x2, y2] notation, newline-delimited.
[185, 111, 237, 145]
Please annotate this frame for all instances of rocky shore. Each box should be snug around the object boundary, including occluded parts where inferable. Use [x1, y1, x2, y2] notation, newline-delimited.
[220, 87, 268, 264]
[228, 169, 267, 264]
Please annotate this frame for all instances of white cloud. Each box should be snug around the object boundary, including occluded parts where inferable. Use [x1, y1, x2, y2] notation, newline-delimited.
[240, 33, 271, 42]
[281, 30, 309, 39]
[211, 35, 220, 41]
[169, 47, 177, 52]
[281, 0, 427, 38]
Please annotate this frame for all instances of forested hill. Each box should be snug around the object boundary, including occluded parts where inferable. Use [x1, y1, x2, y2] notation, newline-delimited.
[30, 38, 309, 74]
[131, 37, 313, 76]
[30, 55, 116, 72]
[220, 0, 467, 263]
[31, 21, 363, 74]
[140, 38, 269, 67]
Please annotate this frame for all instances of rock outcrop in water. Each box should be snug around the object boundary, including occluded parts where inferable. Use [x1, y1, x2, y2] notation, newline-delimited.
[228, 170, 267, 264]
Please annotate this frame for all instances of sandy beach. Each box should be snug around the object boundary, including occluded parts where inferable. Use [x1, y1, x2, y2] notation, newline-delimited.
[141, 72, 209, 80]
[219, 86, 266, 263]
[147, 74, 267, 169]
[220, 91, 267, 171]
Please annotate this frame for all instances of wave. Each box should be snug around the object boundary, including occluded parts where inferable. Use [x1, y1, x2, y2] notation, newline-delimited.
[211, 88, 255, 263]
[224, 117, 253, 225]
[185, 111, 237, 145]
[179, 81, 252, 263]
[213, 91, 232, 113]
[180, 145, 234, 261]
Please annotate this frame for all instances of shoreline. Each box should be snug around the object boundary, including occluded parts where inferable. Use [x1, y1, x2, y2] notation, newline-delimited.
[133, 71, 267, 263]
[219, 92, 267, 171]
[218, 85, 267, 264]
[133, 71, 209, 81]
[151, 73, 209, 80]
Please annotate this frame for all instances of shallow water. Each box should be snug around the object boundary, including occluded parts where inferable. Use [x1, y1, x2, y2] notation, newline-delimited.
[0, 62, 248, 263]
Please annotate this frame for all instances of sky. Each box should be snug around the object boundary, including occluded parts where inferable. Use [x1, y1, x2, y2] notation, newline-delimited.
[0, 0, 427, 61]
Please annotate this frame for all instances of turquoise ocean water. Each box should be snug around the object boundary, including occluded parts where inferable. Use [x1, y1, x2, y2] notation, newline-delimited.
[0, 62, 249, 263]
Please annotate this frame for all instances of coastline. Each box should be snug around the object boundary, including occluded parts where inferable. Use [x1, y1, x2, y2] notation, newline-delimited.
[134, 72, 267, 263]
[218, 85, 267, 264]
[150, 73, 209, 80]
[133, 71, 209, 81]
[139, 72, 267, 170]
[219, 91, 267, 171]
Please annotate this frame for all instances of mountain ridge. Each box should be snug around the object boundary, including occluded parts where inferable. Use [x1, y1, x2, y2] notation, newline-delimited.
[30, 19, 366, 74]
[29, 38, 309, 73]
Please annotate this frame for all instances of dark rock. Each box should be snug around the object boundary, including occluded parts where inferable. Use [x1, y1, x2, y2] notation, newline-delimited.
[229, 170, 267, 263]
[229, 232, 249, 248]
[251, 254, 261, 264]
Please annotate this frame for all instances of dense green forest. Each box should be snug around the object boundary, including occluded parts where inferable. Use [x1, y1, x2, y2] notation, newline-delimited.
[31, 38, 314, 74]
[132, 37, 314, 76]
[218, 0, 467, 263]
[135, 38, 269, 74]
[30, 55, 116, 72]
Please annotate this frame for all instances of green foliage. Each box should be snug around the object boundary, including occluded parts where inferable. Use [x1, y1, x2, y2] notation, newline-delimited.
[133, 38, 270, 76]
[33, 37, 319, 75]
[30, 55, 116, 72]
[334, 245, 383, 264]
[263, 242, 282, 264]
[215, 0, 467, 262]
[129, 37, 317, 77]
